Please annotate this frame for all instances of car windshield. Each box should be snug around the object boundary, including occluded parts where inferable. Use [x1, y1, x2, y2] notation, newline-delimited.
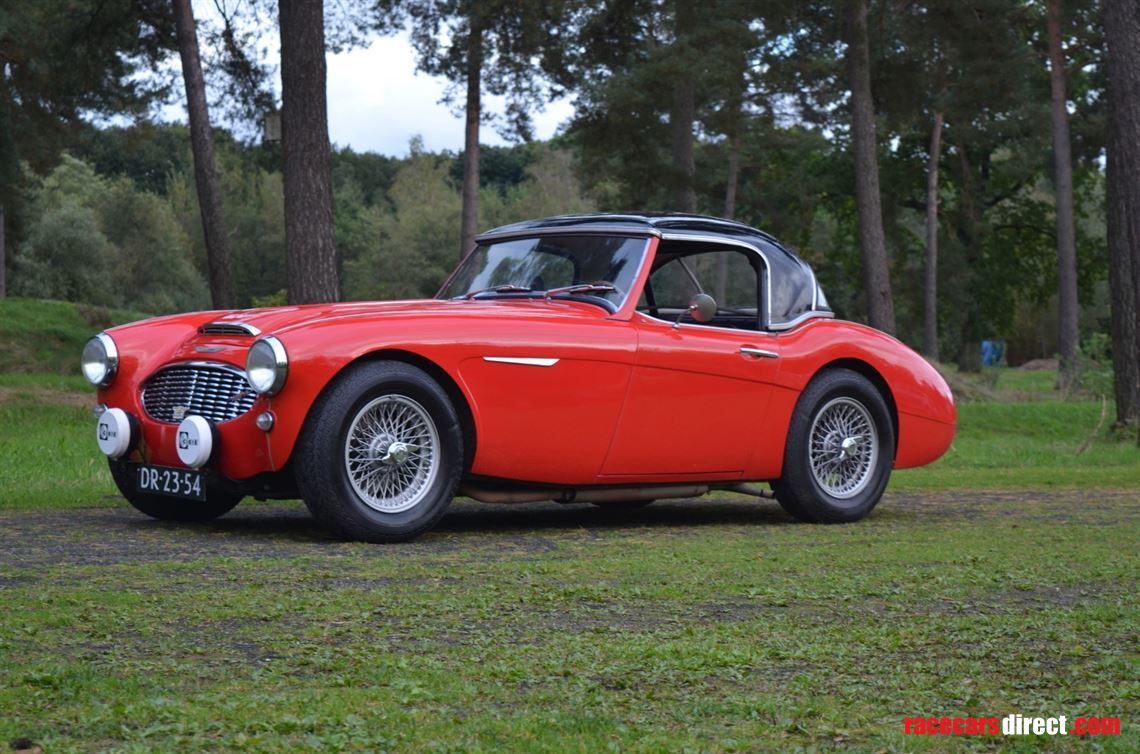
[438, 235, 649, 311]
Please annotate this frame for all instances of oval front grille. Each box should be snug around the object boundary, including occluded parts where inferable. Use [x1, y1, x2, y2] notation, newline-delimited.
[142, 363, 257, 424]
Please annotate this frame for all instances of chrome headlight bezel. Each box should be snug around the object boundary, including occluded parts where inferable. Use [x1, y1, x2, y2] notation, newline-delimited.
[245, 336, 288, 396]
[82, 333, 119, 387]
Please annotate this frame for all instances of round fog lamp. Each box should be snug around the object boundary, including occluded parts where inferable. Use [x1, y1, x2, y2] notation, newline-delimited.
[176, 415, 216, 469]
[82, 333, 118, 387]
[96, 408, 133, 459]
[246, 337, 288, 395]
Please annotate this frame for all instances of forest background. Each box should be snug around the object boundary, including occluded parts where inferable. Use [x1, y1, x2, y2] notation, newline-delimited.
[3, 0, 1139, 424]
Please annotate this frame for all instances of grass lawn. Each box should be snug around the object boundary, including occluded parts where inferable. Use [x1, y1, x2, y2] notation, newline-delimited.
[0, 310, 1136, 751]
[0, 297, 148, 376]
[0, 492, 1135, 752]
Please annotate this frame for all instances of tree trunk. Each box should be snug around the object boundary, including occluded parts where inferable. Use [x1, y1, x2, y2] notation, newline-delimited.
[0, 203, 6, 299]
[279, 0, 339, 304]
[845, 0, 896, 335]
[1047, 0, 1080, 392]
[954, 145, 984, 373]
[923, 110, 943, 361]
[670, 0, 697, 213]
[1103, 0, 1140, 429]
[173, 0, 235, 310]
[460, 18, 483, 260]
[715, 135, 740, 303]
[724, 137, 739, 221]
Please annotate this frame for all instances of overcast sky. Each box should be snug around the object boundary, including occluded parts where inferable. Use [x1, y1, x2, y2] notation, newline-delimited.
[156, 1, 579, 157]
[322, 34, 574, 157]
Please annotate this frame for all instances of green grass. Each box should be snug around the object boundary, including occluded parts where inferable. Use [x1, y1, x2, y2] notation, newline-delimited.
[891, 398, 1140, 490]
[0, 297, 148, 375]
[0, 492, 1135, 752]
[0, 349, 1136, 751]
[0, 381, 116, 509]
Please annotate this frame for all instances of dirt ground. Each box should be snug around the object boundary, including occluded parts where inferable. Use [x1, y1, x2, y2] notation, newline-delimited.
[2, 489, 1137, 570]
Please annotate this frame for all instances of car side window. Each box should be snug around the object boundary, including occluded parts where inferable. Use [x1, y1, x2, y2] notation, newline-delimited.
[640, 249, 760, 330]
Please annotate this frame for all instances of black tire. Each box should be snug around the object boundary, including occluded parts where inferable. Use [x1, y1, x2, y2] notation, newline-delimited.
[772, 369, 894, 523]
[109, 460, 242, 522]
[296, 361, 463, 543]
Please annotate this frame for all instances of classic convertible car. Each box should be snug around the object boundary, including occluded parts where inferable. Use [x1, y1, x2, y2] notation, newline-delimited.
[84, 213, 955, 542]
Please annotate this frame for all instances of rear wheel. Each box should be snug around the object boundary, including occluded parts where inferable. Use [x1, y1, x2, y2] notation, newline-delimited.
[296, 361, 463, 542]
[109, 460, 242, 521]
[773, 369, 894, 523]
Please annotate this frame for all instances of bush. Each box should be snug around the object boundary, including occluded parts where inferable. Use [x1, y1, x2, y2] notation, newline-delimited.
[13, 155, 208, 313]
[12, 204, 116, 305]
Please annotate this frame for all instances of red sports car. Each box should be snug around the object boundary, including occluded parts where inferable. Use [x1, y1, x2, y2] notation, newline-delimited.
[83, 214, 955, 542]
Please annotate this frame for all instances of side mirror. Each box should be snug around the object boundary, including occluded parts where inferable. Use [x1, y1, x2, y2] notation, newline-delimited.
[675, 293, 717, 328]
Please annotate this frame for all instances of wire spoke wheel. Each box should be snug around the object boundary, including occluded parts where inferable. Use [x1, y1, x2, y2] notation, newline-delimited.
[808, 396, 878, 500]
[344, 394, 441, 513]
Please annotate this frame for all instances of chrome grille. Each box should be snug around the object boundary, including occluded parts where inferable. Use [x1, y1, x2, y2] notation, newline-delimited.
[142, 363, 257, 424]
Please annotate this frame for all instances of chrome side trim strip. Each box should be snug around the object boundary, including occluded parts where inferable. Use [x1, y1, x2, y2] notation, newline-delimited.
[483, 357, 560, 367]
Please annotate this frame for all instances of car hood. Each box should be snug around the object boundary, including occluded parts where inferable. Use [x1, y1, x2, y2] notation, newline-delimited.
[111, 298, 611, 340]
[202, 299, 467, 334]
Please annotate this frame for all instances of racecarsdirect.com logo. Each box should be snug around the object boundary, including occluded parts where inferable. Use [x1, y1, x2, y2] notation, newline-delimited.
[904, 714, 1121, 737]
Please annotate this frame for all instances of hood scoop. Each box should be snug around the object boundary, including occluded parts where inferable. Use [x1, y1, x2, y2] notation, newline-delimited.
[198, 321, 261, 337]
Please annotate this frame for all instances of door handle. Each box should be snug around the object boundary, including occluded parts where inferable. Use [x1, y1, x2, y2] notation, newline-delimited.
[740, 346, 778, 359]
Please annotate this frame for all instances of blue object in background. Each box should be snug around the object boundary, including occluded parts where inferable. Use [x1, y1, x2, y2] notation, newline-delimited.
[981, 339, 1005, 366]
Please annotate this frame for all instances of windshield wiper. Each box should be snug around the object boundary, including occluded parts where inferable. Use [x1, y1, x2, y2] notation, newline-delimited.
[463, 284, 533, 300]
[544, 282, 620, 299]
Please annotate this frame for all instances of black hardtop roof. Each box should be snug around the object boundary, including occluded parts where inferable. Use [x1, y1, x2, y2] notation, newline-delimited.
[473, 213, 828, 327]
[476, 212, 782, 246]
[475, 213, 813, 284]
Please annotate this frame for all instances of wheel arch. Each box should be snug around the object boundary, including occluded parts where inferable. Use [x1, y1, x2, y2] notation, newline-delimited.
[335, 348, 477, 472]
[812, 358, 899, 458]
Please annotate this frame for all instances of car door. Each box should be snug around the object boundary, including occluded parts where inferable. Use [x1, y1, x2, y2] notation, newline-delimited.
[599, 247, 781, 479]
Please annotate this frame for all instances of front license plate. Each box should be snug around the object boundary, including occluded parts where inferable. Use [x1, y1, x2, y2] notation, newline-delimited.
[137, 464, 206, 501]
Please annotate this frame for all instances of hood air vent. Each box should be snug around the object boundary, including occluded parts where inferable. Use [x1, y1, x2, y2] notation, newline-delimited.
[198, 322, 261, 337]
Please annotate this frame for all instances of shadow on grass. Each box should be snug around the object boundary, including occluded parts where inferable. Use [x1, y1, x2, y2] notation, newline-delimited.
[116, 496, 800, 545]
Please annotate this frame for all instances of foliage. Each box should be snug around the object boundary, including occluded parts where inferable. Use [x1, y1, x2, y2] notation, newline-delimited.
[167, 146, 287, 307]
[11, 155, 208, 312]
[11, 204, 116, 307]
[0, 0, 1121, 377]
[344, 150, 461, 301]
[344, 143, 594, 301]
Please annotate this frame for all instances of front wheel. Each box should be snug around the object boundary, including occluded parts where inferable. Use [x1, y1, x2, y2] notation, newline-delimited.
[773, 369, 894, 523]
[295, 361, 463, 542]
[109, 460, 242, 521]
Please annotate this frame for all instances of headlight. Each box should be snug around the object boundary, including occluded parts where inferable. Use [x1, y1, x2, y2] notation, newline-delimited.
[82, 333, 118, 387]
[246, 336, 288, 395]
